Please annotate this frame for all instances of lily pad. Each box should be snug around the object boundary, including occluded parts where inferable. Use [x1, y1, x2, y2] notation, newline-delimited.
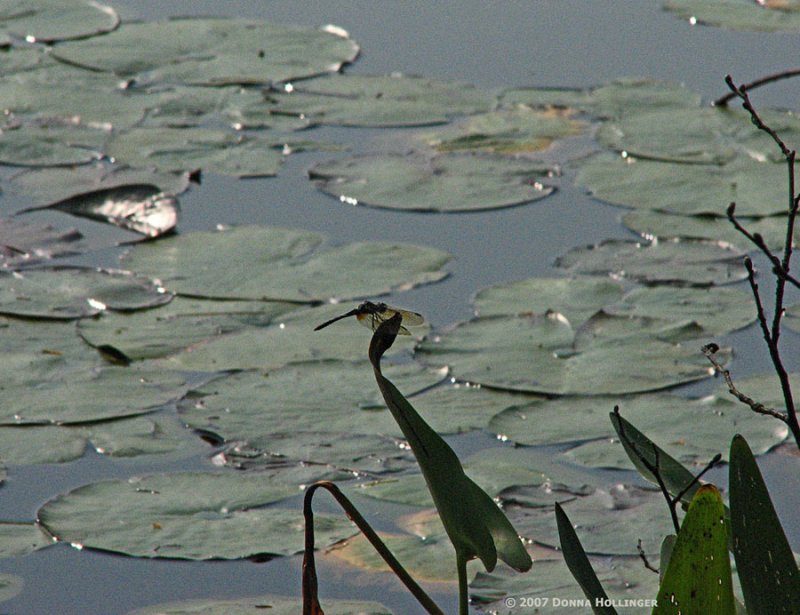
[0, 574, 23, 604]
[77, 296, 296, 361]
[622, 209, 793, 250]
[419, 105, 585, 155]
[0, 267, 172, 319]
[51, 18, 359, 86]
[597, 107, 800, 165]
[416, 313, 723, 395]
[577, 153, 793, 217]
[0, 0, 119, 44]
[472, 277, 624, 326]
[20, 184, 179, 237]
[555, 238, 747, 286]
[265, 73, 496, 127]
[121, 225, 450, 302]
[107, 127, 286, 177]
[38, 471, 356, 560]
[0, 424, 89, 464]
[0, 117, 107, 167]
[0, 522, 52, 557]
[664, 0, 800, 32]
[310, 153, 555, 212]
[501, 78, 701, 119]
[126, 595, 393, 615]
[0, 218, 84, 267]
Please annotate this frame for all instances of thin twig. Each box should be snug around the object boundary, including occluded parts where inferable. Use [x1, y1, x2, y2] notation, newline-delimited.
[715, 69, 800, 107]
[702, 344, 789, 422]
[637, 539, 659, 575]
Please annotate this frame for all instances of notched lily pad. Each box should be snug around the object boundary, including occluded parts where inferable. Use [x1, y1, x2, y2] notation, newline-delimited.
[51, 18, 359, 86]
[0, 267, 172, 319]
[310, 153, 556, 212]
[265, 73, 495, 127]
[0, 0, 119, 44]
[38, 471, 356, 560]
[121, 225, 450, 302]
[555, 238, 747, 286]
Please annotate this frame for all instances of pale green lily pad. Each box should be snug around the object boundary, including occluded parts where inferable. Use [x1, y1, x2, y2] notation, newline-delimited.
[577, 153, 792, 216]
[508, 485, 671, 557]
[416, 313, 722, 395]
[9, 165, 192, 207]
[121, 225, 450, 302]
[501, 78, 701, 119]
[265, 73, 495, 127]
[419, 105, 585, 155]
[0, 0, 119, 43]
[0, 424, 88, 464]
[491, 392, 787, 467]
[555, 238, 747, 286]
[77, 296, 296, 361]
[0, 218, 84, 268]
[0, 267, 172, 319]
[0, 363, 190, 425]
[622, 209, 793, 250]
[597, 107, 800, 164]
[310, 154, 555, 212]
[159, 302, 427, 371]
[127, 595, 393, 615]
[664, 0, 800, 32]
[0, 118, 107, 167]
[107, 127, 286, 177]
[52, 19, 359, 86]
[471, 557, 660, 615]
[38, 471, 355, 560]
[178, 360, 447, 443]
[473, 277, 623, 326]
[0, 522, 52, 557]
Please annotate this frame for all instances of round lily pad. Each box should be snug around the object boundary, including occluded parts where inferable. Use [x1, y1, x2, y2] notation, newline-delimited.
[0, 118, 107, 167]
[0, 267, 172, 320]
[664, 0, 800, 32]
[0, 0, 119, 44]
[577, 153, 792, 217]
[310, 153, 555, 212]
[37, 471, 356, 560]
[51, 18, 359, 86]
[416, 313, 723, 395]
[265, 73, 496, 127]
[555, 238, 747, 286]
[121, 225, 450, 302]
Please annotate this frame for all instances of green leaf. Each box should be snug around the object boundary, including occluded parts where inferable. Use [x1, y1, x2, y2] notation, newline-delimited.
[51, 18, 359, 85]
[654, 485, 735, 615]
[0, 0, 119, 43]
[729, 435, 800, 614]
[555, 503, 615, 615]
[0, 522, 52, 557]
[0, 118, 107, 167]
[310, 153, 555, 212]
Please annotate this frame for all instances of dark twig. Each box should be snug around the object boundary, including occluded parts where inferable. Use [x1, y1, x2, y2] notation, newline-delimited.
[637, 539, 659, 575]
[715, 68, 800, 107]
[702, 344, 790, 423]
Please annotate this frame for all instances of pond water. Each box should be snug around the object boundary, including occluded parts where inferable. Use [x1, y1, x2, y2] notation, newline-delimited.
[0, 1, 799, 614]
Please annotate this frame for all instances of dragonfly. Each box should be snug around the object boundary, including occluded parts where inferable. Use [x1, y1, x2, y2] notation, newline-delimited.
[314, 301, 424, 335]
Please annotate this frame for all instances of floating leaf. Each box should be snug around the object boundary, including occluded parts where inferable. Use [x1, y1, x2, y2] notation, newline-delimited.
[0, 0, 119, 44]
[417, 313, 722, 395]
[20, 184, 179, 237]
[107, 127, 285, 177]
[555, 238, 747, 286]
[121, 225, 450, 302]
[0, 117, 107, 167]
[265, 73, 495, 127]
[38, 471, 355, 560]
[577, 153, 792, 217]
[419, 105, 584, 155]
[0, 267, 171, 319]
[623, 209, 792, 250]
[0, 522, 52, 557]
[654, 485, 735, 615]
[0, 424, 89, 464]
[597, 107, 800, 165]
[664, 0, 800, 32]
[310, 153, 555, 212]
[126, 595, 393, 615]
[0, 218, 84, 267]
[52, 18, 359, 86]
